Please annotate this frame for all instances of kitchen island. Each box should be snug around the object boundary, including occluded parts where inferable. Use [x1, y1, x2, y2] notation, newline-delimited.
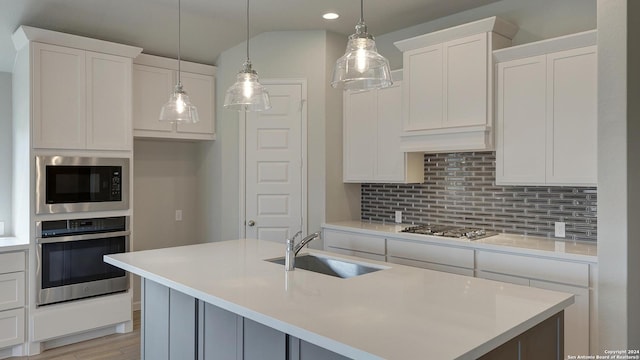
[105, 239, 573, 359]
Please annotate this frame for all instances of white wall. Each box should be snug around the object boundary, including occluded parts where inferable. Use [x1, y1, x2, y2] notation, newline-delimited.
[597, 0, 640, 349]
[375, 0, 597, 69]
[132, 139, 202, 304]
[201, 30, 355, 245]
[0, 72, 11, 236]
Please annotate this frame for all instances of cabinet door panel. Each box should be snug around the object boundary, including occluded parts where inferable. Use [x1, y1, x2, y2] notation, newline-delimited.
[546, 47, 597, 185]
[202, 303, 240, 360]
[496, 55, 547, 185]
[343, 90, 376, 181]
[531, 280, 589, 359]
[403, 44, 443, 131]
[86, 51, 132, 150]
[445, 33, 488, 127]
[0, 308, 24, 349]
[376, 82, 405, 181]
[243, 318, 285, 360]
[177, 71, 215, 136]
[143, 280, 169, 360]
[32, 42, 86, 149]
[0, 272, 25, 312]
[133, 64, 174, 133]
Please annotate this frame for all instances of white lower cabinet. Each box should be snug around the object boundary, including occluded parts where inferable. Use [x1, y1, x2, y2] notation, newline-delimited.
[0, 252, 26, 353]
[323, 229, 386, 261]
[386, 238, 474, 276]
[476, 250, 591, 359]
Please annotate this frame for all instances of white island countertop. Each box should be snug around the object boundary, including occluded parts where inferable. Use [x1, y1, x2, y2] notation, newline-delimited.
[105, 239, 573, 359]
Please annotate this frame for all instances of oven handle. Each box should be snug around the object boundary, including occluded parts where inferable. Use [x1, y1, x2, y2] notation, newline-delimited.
[36, 230, 130, 244]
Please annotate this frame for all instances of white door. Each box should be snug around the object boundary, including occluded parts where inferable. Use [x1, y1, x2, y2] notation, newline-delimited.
[245, 82, 304, 243]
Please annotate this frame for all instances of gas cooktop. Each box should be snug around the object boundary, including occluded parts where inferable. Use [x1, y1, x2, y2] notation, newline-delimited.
[400, 225, 497, 240]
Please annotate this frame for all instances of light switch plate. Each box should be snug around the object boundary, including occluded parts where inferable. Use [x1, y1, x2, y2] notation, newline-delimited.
[395, 211, 402, 224]
[0, 221, 4, 236]
[175, 210, 183, 221]
[554, 222, 565, 238]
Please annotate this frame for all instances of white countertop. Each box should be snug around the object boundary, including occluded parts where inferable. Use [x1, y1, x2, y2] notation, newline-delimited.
[105, 239, 573, 359]
[323, 220, 597, 262]
[0, 237, 29, 252]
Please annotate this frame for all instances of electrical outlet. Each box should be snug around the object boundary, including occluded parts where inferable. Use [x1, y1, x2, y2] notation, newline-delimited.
[554, 222, 565, 238]
[395, 211, 402, 224]
[175, 210, 183, 221]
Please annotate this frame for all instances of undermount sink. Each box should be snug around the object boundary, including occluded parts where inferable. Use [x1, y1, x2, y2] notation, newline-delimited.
[266, 254, 385, 279]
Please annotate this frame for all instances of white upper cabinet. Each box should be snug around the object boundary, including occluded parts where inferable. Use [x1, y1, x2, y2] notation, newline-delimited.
[133, 54, 216, 141]
[32, 43, 86, 149]
[395, 17, 517, 153]
[86, 51, 133, 150]
[13, 26, 142, 151]
[495, 30, 597, 186]
[32, 44, 133, 150]
[343, 74, 423, 183]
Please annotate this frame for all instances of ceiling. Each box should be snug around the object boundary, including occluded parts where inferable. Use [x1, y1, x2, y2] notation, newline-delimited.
[0, 0, 500, 73]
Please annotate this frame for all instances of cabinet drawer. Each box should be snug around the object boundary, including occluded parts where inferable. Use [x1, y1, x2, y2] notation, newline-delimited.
[0, 273, 25, 312]
[0, 308, 25, 349]
[476, 251, 589, 287]
[387, 239, 474, 269]
[323, 230, 385, 255]
[326, 247, 385, 262]
[0, 252, 25, 274]
[476, 270, 530, 286]
[387, 256, 474, 277]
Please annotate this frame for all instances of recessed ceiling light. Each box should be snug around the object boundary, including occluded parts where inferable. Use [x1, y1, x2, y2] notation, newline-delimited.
[323, 12, 340, 20]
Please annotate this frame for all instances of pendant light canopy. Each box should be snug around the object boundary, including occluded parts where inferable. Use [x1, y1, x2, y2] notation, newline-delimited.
[331, 0, 392, 92]
[160, 0, 199, 123]
[224, 0, 271, 111]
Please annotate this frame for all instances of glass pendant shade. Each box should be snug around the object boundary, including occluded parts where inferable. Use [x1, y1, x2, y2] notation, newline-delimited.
[160, 83, 199, 123]
[224, 0, 271, 112]
[331, 1, 392, 92]
[224, 61, 271, 111]
[331, 34, 392, 91]
[159, 0, 198, 124]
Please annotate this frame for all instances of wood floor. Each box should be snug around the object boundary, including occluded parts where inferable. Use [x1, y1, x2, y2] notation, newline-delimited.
[14, 311, 141, 360]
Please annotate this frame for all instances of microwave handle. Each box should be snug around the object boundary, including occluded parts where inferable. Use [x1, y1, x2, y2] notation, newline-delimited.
[36, 230, 130, 244]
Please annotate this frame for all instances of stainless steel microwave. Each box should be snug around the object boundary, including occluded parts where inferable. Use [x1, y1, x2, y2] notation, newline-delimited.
[35, 156, 130, 214]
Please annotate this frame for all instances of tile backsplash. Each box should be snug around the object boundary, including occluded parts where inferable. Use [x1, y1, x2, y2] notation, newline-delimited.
[361, 151, 597, 242]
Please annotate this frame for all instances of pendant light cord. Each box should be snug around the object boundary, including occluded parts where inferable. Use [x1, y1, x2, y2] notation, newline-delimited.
[360, 0, 364, 23]
[246, 0, 250, 61]
[178, 0, 182, 84]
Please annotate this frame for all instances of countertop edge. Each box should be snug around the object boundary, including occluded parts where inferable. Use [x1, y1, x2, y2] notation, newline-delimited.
[322, 222, 598, 263]
[104, 254, 383, 359]
[0, 237, 30, 252]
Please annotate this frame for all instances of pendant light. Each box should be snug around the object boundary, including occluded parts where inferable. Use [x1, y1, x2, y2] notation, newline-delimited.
[224, 0, 271, 111]
[331, 0, 392, 91]
[159, 0, 199, 123]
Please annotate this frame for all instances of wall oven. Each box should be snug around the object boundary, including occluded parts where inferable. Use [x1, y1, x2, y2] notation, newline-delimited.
[36, 216, 130, 306]
[35, 156, 129, 214]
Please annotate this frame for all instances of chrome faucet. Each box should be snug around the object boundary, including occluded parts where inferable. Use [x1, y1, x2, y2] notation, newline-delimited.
[285, 231, 320, 271]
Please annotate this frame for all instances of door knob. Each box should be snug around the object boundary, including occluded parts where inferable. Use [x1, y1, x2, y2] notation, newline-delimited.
[247, 220, 256, 227]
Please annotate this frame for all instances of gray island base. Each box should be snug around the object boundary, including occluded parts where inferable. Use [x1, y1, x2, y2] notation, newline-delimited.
[104, 239, 572, 359]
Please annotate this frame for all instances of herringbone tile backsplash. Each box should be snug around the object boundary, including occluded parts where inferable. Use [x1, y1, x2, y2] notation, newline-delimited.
[361, 151, 597, 242]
